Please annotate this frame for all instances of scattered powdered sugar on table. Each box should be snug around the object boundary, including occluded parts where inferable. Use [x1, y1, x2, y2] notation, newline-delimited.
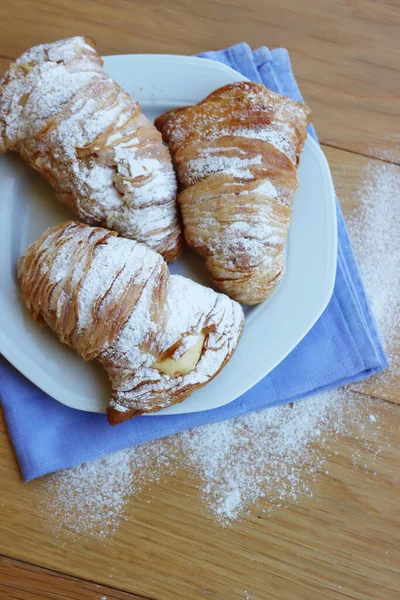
[40, 438, 174, 540]
[180, 392, 343, 522]
[347, 160, 400, 377]
[40, 389, 382, 538]
[39, 158, 397, 538]
[178, 389, 384, 523]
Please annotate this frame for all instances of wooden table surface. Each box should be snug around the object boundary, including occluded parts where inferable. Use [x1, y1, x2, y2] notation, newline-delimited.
[0, 1, 399, 599]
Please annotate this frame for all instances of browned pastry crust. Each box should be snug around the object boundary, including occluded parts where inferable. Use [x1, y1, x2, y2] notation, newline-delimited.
[18, 221, 244, 424]
[155, 82, 311, 303]
[0, 37, 182, 263]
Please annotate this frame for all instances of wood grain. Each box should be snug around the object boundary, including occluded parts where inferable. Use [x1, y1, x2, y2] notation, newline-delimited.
[0, 556, 145, 600]
[0, 57, 9, 74]
[0, 0, 399, 163]
[0, 389, 399, 600]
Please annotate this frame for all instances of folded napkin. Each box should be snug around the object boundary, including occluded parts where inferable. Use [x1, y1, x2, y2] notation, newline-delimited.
[0, 44, 388, 481]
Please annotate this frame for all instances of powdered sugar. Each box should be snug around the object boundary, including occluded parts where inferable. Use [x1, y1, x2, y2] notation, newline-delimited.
[187, 151, 262, 183]
[76, 237, 139, 331]
[215, 214, 283, 268]
[47, 233, 80, 283]
[239, 179, 277, 197]
[114, 145, 174, 206]
[156, 81, 309, 171]
[348, 161, 400, 378]
[16, 36, 98, 67]
[13, 66, 98, 144]
[39, 387, 386, 538]
[179, 389, 378, 522]
[224, 126, 295, 163]
[40, 438, 173, 539]
[96, 138, 177, 251]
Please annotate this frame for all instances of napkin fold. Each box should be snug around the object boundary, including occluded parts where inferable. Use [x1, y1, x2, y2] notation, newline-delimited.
[0, 44, 388, 481]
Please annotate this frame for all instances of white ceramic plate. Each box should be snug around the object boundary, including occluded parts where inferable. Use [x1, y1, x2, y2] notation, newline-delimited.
[0, 55, 337, 416]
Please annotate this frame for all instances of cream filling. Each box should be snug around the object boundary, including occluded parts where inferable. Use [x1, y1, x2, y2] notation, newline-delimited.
[18, 63, 34, 73]
[151, 332, 206, 377]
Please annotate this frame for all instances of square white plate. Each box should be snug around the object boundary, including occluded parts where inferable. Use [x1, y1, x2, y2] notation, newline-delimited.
[0, 55, 337, 416]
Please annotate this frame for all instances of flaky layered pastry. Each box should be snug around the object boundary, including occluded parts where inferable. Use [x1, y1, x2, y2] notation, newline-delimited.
[18, 221, 244, 424]
[156, 82, 311, 303]
[0, 37, 182, 262]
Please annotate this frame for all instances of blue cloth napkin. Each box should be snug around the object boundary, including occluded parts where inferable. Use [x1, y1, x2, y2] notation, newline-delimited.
[0, 44, 388, 482]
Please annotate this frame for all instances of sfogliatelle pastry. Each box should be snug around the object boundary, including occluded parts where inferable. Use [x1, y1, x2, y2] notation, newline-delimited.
[155, 82, 311, 301]
[0, 37, 182, 262]
[18, 221, 244, 424]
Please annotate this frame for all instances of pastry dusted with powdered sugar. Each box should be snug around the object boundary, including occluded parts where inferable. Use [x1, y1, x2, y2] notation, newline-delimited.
[0, 37, 182, 263]
[18, 221, 244, 424]
[156, 81, 311, 303]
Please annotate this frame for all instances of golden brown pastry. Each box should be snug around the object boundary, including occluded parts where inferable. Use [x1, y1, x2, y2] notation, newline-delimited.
[155, 82, 311, 302]
[18, 221, 244, 424]
[0, 37, 182, 263]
